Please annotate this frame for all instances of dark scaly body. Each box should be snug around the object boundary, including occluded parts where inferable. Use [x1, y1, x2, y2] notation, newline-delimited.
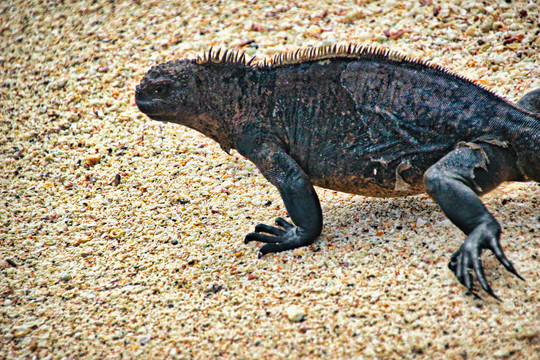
[136, 45, 540, 300]
[256, 58, 539, 196]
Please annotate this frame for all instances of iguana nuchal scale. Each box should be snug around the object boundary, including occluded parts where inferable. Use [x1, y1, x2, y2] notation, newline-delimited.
[136, 44, 540, 300]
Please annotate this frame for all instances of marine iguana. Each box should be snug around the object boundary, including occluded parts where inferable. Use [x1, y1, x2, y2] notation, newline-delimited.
[135, 44, 540, 300]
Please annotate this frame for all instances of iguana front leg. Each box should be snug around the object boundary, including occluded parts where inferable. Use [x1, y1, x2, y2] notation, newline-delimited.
[424, 142, 525, 300]
[237, 139, 323, 257]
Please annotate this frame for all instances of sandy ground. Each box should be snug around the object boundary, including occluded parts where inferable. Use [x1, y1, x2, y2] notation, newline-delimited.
[1, 0, 539, 359]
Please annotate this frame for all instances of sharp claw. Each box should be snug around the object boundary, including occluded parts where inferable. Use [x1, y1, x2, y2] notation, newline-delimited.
[490, 240, 525, 281]
[449, 222, 524, 301]
[512, 270, 525, 282]
[486, 289, 502, 302]
[455, 252, 467, 287]
[504, 261, 525, 281]
[475, 272, 501, 302]
[257, 251, 264, 259]
[465, 274, 474, 292]
[455, 266, 464, 286]
[474, 268, 501, 301]
[472, 257, 493, 298]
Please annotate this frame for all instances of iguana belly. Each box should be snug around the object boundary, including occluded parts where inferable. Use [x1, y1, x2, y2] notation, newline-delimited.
[303, 150, 444, 198]
[310, 163, 425, 197]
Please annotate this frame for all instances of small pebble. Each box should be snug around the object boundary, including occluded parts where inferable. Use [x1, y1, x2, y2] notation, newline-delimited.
[80, 248, 93, 257]
[59, 273, 72, 282]
[492, 21, 504, 31]
[446, 29, 459, 41]
[491, 54, 505, 64]
[286, 305, 305, 322]
[139, 336, 151, 344]
[357, 31, 371, 41]
[6, 259, 17, 267]
[85, 154, 101, 166]
[203, 284, 223, 294]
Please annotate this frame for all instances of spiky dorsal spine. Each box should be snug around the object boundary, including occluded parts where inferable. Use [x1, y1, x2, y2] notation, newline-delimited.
[193, 43, 431, 69]
[190, 44, 495, 94]
[269, 43, 411, 68]
[195, 46, 249, 66]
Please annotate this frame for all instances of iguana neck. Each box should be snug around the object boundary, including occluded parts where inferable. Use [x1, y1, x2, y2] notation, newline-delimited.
[184, 112, 235, 151]
[182, 65, 255, 152]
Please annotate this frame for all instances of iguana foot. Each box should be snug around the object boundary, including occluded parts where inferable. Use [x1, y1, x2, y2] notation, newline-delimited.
[424, 142, 526, 300]
[447, 222, 524, 301]
[245, 217, 317, 257]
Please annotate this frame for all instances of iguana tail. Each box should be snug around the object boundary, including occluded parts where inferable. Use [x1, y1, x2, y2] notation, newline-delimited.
[517, 88, 540, 113]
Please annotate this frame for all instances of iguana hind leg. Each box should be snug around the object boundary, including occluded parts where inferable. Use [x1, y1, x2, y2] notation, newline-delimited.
[423, 141, 525, 300]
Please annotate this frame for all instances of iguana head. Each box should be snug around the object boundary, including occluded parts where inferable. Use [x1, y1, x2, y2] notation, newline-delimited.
[136, 58, 242, 150]
[135, 60, 200, 123]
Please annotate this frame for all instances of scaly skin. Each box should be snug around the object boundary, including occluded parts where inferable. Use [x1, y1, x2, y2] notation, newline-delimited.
[136, 45, 540, 300]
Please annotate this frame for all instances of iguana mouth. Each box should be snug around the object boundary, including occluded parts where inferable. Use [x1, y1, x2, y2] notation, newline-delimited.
[135, 99, 168, 117]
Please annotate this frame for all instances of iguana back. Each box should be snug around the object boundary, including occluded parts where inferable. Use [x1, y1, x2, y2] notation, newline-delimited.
[251, 49, 540, 195]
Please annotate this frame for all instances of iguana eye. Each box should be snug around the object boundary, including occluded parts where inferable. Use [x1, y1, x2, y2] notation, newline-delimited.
[151, 80, 173, 95]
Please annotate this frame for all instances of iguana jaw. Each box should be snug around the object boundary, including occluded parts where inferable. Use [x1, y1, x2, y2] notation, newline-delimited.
[136, 95, 235, 150]
[135, 90, 187, 123]
[135, 98, 169, 118]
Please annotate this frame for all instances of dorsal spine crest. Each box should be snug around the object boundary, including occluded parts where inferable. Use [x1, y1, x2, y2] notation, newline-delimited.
[190, 43, 498, 95]
[193, 43, 430, 70]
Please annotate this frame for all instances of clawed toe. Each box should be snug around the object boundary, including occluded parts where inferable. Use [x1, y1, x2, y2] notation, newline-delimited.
[447, 227, 523, 301]
[245, 217, 317, 257]
[244, 232, 281, 244]
[254, 223, 285, 236]
[275, 217, 294, 229]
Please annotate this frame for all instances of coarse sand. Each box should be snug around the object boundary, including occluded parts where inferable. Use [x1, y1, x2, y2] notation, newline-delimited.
[1, 1, 539, 359]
